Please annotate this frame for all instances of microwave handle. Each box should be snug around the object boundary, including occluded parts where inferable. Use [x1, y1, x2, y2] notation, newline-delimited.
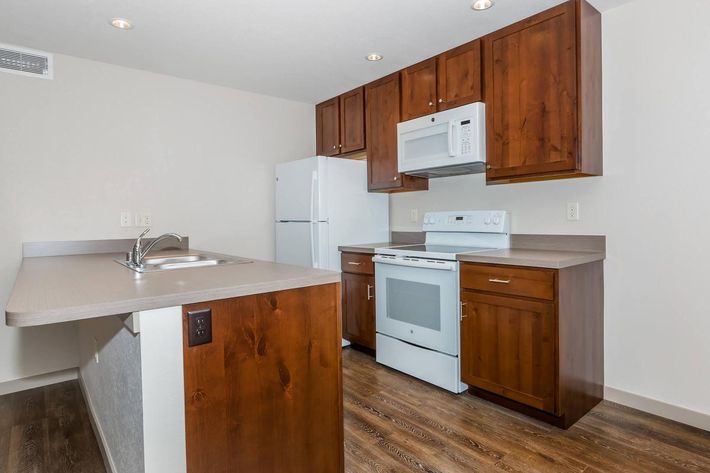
[448, 121, 458, 157]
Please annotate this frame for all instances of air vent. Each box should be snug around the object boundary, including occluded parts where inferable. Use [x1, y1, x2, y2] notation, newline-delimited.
[0, 44, 53, 79]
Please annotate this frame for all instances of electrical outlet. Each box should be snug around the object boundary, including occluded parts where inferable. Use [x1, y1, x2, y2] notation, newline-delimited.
[410, 209, 418, 223]
[120, 211, 133, 227]
[567, 202, 580, 221]
[136, 212, 152, 227]
[188, 309, 212, 347]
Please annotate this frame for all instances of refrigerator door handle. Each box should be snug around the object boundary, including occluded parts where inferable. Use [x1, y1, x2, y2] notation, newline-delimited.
[310, 170, 318, 268]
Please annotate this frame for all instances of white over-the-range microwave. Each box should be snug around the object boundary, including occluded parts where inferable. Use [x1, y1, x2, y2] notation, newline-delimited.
[397, 102, 485, 178]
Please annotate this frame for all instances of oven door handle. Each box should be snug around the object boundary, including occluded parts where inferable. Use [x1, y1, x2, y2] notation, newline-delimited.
[372, 255, 457, 271]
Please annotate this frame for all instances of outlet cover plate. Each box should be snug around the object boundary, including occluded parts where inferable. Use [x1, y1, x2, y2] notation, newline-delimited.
[187, 309, 212, 347]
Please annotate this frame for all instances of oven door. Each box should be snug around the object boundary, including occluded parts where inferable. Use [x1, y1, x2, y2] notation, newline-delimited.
[374, 256, 459, 355]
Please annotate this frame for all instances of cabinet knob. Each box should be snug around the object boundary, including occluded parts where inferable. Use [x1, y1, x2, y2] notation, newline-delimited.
[332, 145, 337, 149]
[428, 101, 434, 107]
[393, 176, 398, 181]
[438, 98, 444, 103]
[486, 164, 492, 170]
[339, 144, 342, 148]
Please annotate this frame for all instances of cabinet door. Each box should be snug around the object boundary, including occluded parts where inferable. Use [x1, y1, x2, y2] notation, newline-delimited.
[339, 87, 365, 154]
[400, 58, 438, 121]
[316, 97, 340, 156]
[342, 272, 376, 350]
[182, 285, 344, 473]
[437, 40, 482, 111]
[460, 291, 556, 413]
[483, 2, 577, 181]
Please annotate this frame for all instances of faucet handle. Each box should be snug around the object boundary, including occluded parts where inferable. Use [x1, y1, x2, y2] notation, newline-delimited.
[137, 228, 151, 239]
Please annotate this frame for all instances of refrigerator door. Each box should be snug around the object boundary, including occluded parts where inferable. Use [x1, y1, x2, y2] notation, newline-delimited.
[275, 222, 329, 269]
[275, 157, 327, 222]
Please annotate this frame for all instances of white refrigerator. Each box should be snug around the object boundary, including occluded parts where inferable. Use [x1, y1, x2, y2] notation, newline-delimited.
[275, 156, 389, 273]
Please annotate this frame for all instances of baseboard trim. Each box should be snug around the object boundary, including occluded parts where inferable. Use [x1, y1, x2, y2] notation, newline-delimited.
[79, 374, 118, 473]
[605, 386, 710, 432]
[0, 368, 78, 395]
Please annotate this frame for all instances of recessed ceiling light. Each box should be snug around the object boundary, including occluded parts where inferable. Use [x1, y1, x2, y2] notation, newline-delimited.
[110, 18, 134, 30]
[471, 0, 494, 11]
[366, 53, 383, 62]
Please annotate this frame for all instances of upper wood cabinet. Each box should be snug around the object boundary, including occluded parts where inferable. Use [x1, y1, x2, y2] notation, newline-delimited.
[316, 87, 365, 157]
[438, 40, 482, 111]
[483, 0, 602, 183]
[400, 40, 482, 121]
[401, 58, 438, 121]
[365, 73, 428, 193]
[340, 87, 366, 154]
[315, 97, 340, 156]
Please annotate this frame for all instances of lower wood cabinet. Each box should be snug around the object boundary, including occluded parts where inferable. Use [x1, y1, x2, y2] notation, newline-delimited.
[341, 252, 376, 350]
[460, 261, 603, 428]
[461, 292, 556, 413]
[182, 284, 344, 473]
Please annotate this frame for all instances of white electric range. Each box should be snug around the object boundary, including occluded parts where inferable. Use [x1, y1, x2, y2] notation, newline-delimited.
[373, 210, 510, 393]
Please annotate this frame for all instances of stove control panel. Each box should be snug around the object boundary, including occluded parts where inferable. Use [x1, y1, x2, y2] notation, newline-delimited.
[422, 210, 509, 234]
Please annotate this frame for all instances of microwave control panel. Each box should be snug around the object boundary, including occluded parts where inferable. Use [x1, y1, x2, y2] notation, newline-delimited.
[459, 119, 472, 155]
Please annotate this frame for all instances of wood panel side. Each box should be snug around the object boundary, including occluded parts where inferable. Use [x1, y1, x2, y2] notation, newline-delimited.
[183, 283, 343, 472]
[558, 261, 604, 427]
[577, 0, 603, 176]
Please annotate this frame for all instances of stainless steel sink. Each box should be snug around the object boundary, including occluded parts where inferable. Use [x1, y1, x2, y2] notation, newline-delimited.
[116, 252, 252, 273]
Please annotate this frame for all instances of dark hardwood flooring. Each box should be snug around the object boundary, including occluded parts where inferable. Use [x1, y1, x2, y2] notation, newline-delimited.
[343, 348, 710, 473]
[2, 352, 709, 472]
[0, 381, 105, 473]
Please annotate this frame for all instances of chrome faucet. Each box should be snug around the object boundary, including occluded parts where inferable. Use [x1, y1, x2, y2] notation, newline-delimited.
[127, 228, 183, 268]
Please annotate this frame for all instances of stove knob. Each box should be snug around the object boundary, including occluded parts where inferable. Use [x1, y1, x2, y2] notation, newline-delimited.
[484, 217, 491, 225]
[493, 215, 501, 225]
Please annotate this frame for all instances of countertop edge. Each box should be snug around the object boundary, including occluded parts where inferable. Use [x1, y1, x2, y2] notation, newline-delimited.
[455, 251, 605, 269]
[6, 272, 341, 328]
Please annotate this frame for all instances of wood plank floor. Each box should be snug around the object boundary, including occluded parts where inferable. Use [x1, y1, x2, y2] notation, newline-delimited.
[343, 348, 710, 473]
[0, 380, 105, 473]
[1, 352, 709, 472]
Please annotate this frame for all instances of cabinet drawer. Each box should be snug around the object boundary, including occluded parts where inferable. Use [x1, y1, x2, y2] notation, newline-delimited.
[460, 264, 555, 300]
[341, 252, 374, 275]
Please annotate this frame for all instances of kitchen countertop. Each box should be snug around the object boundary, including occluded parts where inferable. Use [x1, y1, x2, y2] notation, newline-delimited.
[338, 240, 605, 269]
[5, 250, 340, 328]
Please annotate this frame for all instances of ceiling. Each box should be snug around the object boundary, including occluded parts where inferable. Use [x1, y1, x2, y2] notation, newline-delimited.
[0, 0, 631, 104]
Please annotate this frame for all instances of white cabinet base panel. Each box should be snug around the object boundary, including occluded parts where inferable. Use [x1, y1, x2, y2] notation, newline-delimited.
[376, 333, 467, 393]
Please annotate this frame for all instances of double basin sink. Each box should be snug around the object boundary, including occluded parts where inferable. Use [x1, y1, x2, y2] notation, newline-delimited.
[116, 252, 252, 273]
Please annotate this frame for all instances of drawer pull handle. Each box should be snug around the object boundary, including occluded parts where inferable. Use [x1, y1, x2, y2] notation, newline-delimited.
[367, 284, 374, 301]
[347, 262, 363, 266]
[488, 278, 511, 284]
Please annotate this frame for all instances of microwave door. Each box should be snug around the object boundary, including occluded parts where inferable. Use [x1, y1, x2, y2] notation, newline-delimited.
[398, 121, 450, 172]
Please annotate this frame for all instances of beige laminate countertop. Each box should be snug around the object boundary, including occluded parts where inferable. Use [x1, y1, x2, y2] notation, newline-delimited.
[339, 243, 604, 269]
[5, 250, 340, 328]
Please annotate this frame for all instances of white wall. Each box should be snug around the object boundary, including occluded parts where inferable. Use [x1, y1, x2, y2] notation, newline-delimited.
[0, 54, 315, 384]
[391, 0, 710, 417]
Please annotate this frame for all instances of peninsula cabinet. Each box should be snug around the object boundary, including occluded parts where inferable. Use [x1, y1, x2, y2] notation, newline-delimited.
[182, 284, 344, 472]
[401, 40, 483, 121]
[341, 252, 376, 350]
[459, 261, 603, 429]
[483, 0, 602, 183]
[365, 73, 428, 192]
[316, 86, 366, 157]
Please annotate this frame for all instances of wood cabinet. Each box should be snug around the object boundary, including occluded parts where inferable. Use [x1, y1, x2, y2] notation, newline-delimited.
[401, 58, 438, 121]
[483, 0, 602, 183]
[182, 284, 344, 472]
[341, 252, 376, 350]
[315, 97, 340, 156]
[316, 87, 365, 157]
[365, 73, 428, 193]
[438, 40, 483, 111]
[460, 261, 603, 429]
[400, 40, 482, 121]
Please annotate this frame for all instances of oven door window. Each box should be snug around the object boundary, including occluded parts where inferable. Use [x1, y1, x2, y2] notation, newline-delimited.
[386, 278, 441, 331]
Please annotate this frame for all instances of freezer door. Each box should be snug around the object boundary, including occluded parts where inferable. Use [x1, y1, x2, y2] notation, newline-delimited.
[275, 222, 329, 269]
[275, 157, 326, 221]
